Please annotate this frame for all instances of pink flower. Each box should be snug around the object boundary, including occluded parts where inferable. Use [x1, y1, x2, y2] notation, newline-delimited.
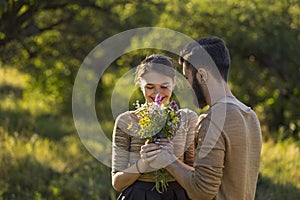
[154, 94, 162, 104]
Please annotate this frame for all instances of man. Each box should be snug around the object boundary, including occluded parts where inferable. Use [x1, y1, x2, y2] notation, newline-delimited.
[141, 36, 262, 199]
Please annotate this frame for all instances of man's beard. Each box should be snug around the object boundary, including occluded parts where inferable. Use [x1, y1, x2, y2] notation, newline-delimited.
[192, 73, 207, 108]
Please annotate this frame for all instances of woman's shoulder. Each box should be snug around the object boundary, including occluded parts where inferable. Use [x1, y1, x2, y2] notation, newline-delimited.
[115, 111, 137, 126]
[113, 111, 139, 137]
[116, 110, 138, 118]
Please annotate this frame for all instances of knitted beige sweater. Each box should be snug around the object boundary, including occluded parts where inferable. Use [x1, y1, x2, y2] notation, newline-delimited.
[183, 102, 262, 200]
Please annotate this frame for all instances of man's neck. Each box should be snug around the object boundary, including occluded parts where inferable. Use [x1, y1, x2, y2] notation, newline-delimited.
[207, 82, 234, 106]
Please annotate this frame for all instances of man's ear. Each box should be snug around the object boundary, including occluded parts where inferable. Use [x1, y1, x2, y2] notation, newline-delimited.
[196, 68, 208, 84]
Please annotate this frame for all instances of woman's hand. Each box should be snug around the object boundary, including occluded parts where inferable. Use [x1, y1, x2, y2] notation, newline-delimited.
[150, 138, 176, 169]
[156, 138, 174, 153]
[139, 141, 161, 173]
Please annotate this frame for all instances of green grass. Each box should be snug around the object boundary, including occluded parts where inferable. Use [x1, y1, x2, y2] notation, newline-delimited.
[256, 140, 300, 199]
[0, 67, 299, 199]
[0, 131, 116, 200]
[0, 67, 117, 200]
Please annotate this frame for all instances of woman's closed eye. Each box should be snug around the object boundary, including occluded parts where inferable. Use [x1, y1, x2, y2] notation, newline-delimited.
[145, 86, 154, 89]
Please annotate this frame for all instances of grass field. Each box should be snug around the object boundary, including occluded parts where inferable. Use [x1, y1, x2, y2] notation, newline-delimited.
[256, 140, 300, 199]
[0, 67, 299, 199]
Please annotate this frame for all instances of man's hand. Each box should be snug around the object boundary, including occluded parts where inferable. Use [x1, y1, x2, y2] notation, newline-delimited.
[141, 138, 177, 169]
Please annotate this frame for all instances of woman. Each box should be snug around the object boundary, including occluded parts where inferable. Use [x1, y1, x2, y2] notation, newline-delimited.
[112, 54, 198, 200]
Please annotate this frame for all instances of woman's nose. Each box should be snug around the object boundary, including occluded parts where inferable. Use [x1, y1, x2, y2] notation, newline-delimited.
[154, 88, 161, 95]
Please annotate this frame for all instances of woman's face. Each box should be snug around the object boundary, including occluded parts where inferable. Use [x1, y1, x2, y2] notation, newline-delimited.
[139, 71, 174, 104]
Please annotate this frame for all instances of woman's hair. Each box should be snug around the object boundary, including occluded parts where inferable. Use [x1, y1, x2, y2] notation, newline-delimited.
[135, 54, 175, 84]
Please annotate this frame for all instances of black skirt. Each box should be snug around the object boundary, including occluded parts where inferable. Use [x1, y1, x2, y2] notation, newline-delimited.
[117, 180, 190, 200]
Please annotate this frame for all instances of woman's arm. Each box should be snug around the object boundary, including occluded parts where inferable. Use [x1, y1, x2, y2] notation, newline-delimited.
[111, 113, 160, 191]
[111, 114, 140, 192]
[112, 160, 144, 191]
[112, 147, 160, 191]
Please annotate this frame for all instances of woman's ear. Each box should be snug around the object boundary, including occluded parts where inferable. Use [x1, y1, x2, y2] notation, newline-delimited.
[137, 77, 146, 93]
[137, 77, 146, 88]
[136, 77, 142, 86]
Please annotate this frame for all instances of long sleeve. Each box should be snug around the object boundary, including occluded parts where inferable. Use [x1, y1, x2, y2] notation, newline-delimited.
[183, 109, 198, 166]
[112, 112, 131, 174]
[184, 113, 225, 200]
[182, 103, 262, 200]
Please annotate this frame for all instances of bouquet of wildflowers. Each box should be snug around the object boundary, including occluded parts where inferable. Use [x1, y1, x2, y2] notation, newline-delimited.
[128, 95, 181, 193]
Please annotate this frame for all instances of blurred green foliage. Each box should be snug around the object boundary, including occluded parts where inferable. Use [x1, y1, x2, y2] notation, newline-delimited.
[0, 0, 300, 199]
[1, 0, 299, 140]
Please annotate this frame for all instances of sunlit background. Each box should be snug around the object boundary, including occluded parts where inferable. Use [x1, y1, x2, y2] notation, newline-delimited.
[0, 0, 299, 199]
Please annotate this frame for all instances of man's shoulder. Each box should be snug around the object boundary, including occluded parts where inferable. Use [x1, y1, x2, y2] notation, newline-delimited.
[203, 101, 259, 128]
[208, 99, 254, 117]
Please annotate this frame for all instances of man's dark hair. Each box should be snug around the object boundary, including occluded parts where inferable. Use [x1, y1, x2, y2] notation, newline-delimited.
[179, 36, 231, 82]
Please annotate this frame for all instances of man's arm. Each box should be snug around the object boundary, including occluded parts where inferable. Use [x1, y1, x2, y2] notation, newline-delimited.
[150, 146, 221, 200]
[165, 157, 194, 186]
[154, 117, 225, 200]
